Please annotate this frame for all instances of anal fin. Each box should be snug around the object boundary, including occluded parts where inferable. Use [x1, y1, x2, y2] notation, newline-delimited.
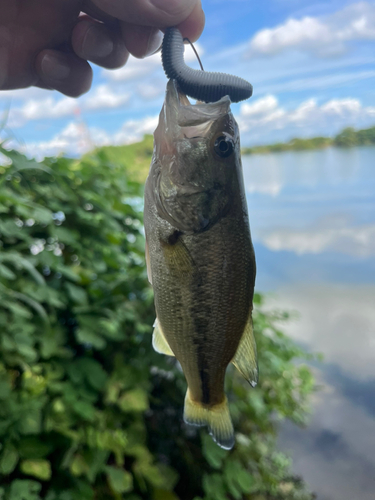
[232, 312, 258, 387]
[152, 318, 175, 357]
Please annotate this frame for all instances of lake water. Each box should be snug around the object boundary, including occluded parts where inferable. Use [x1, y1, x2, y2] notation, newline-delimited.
[242, 147, 375, 500]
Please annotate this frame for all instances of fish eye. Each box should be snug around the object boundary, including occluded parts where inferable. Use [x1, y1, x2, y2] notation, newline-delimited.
[214, 136, 234, 158]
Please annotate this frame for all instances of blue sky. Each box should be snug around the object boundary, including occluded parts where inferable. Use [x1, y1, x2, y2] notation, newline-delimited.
[1, 0, 375, 158]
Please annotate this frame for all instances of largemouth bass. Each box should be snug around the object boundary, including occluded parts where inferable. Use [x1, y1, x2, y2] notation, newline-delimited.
[144, 79, 257, 449]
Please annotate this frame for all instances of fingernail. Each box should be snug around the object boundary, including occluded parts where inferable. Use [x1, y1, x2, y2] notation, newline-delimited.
[41, 53, 70, 80]
[83, 25, 114, 59]
[144, 29, 163, 58]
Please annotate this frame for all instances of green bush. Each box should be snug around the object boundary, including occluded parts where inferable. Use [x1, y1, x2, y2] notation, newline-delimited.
[0, 144, 315, 499]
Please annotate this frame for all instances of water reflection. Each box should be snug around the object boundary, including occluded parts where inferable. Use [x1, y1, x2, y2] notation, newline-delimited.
[242, 147, 375, 499]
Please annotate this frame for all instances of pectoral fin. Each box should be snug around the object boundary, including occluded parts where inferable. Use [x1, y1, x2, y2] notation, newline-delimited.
[152, 318, 175, 357]
[161, 234, 196, 279]
[232, 312, 258, 387]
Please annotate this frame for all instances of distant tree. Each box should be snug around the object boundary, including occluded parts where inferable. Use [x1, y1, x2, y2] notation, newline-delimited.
[356, 126, 375, 146]
[242, 124, 375, 154]
[333, 127, 358, 147]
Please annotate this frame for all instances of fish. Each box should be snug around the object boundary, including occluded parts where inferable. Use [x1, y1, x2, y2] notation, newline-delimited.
[144, 79, 257, 450]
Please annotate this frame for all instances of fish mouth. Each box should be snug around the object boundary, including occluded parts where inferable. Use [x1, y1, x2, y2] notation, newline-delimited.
[154, 79, 232, 156]
[165, 79, 231, 132]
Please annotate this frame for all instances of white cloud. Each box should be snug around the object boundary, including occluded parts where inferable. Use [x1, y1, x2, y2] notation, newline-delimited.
[7, 84, 131, 127]
[247, 1, 375, 57]
[8, 96, 77, 127]
[84, 84, 130, 110]
[267, 284, 375, 380]
[113, 115, 158, 145]
[23, 122, 93, 158]
[23, 114, 158, 159]
[260, 215, 375, 257]
[279, 368, 375, 499]
[259, 69, 375, 95]
[104, 53, 161, 82]
[137, 82, 165, 100]
[241, 95, 279, 117]
[236, 94, 375, 145]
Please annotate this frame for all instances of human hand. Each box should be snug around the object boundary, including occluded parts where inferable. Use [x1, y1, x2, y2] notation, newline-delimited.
[0, 0, 204, 97]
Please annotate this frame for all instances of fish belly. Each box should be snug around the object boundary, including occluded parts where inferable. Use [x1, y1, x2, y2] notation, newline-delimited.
[147, 205, 255, 402]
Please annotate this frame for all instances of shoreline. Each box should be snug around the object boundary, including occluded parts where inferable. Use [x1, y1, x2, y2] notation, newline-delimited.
[241, 125, 375, 155]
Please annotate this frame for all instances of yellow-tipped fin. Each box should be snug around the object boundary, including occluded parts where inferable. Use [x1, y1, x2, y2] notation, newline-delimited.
[232, 313, 258, 387]
[152, 318, 175, 357]
[183, 389, 234, 450]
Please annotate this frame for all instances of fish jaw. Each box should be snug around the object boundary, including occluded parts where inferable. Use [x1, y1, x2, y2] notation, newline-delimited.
[149, 79, 240, 234]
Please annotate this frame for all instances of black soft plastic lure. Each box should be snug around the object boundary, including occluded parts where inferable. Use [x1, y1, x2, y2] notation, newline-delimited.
[161, 27, 253, 103]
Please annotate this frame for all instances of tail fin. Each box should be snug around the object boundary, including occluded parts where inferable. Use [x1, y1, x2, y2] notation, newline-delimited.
[183, 389, 234, 450]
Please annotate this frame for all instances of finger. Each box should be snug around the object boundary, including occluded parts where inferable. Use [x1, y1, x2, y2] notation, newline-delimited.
[120, 0, 204, 60]
[120, 24, 163, 59]
[82, 0, 118, 24]
[72, 16, 129, 69]
[35, 50, 93, 98]
[89, 0, 202, 27]
[34, 81, 54, 91]
[176, 0, 205, 42]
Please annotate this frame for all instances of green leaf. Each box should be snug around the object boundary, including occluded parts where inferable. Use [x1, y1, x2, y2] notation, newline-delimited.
[18, 438, 53, 459]
[0, 444, 19, 475]
[0, 263, 16, 280]
[0, 380, 11, 400]
[236, 468, 254, 493]
[202, 474, 227, 500]
[18, 410, 42, 435]
[12, 291, 49, 324]
[79, 359, 108, 390]
[153, 491, 180, 500]
[3, 300, 33, 319]
[8, 479, 42, 500]
[71, 400, 95, 421]
[224, 460, 252, 498]
[70, 455, 88, 477]
[118, 388, 148, 413]
[105, 466, 133, 493]
[85, 450, 109, 483]
[0, 253, 45, 285]
[65, 283, 88, 305]
[154, 464, 179, 491]
[20, 459, 51, 481]
[76, 328, 106, 350]
[202, 434, 227, 469]
[32, 207, 53, 225]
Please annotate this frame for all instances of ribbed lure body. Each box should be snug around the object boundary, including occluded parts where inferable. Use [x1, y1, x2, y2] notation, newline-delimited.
[162, 27, 253, 103]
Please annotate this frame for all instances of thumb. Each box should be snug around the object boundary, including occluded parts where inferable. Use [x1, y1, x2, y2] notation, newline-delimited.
[88, 0, 201, 27]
